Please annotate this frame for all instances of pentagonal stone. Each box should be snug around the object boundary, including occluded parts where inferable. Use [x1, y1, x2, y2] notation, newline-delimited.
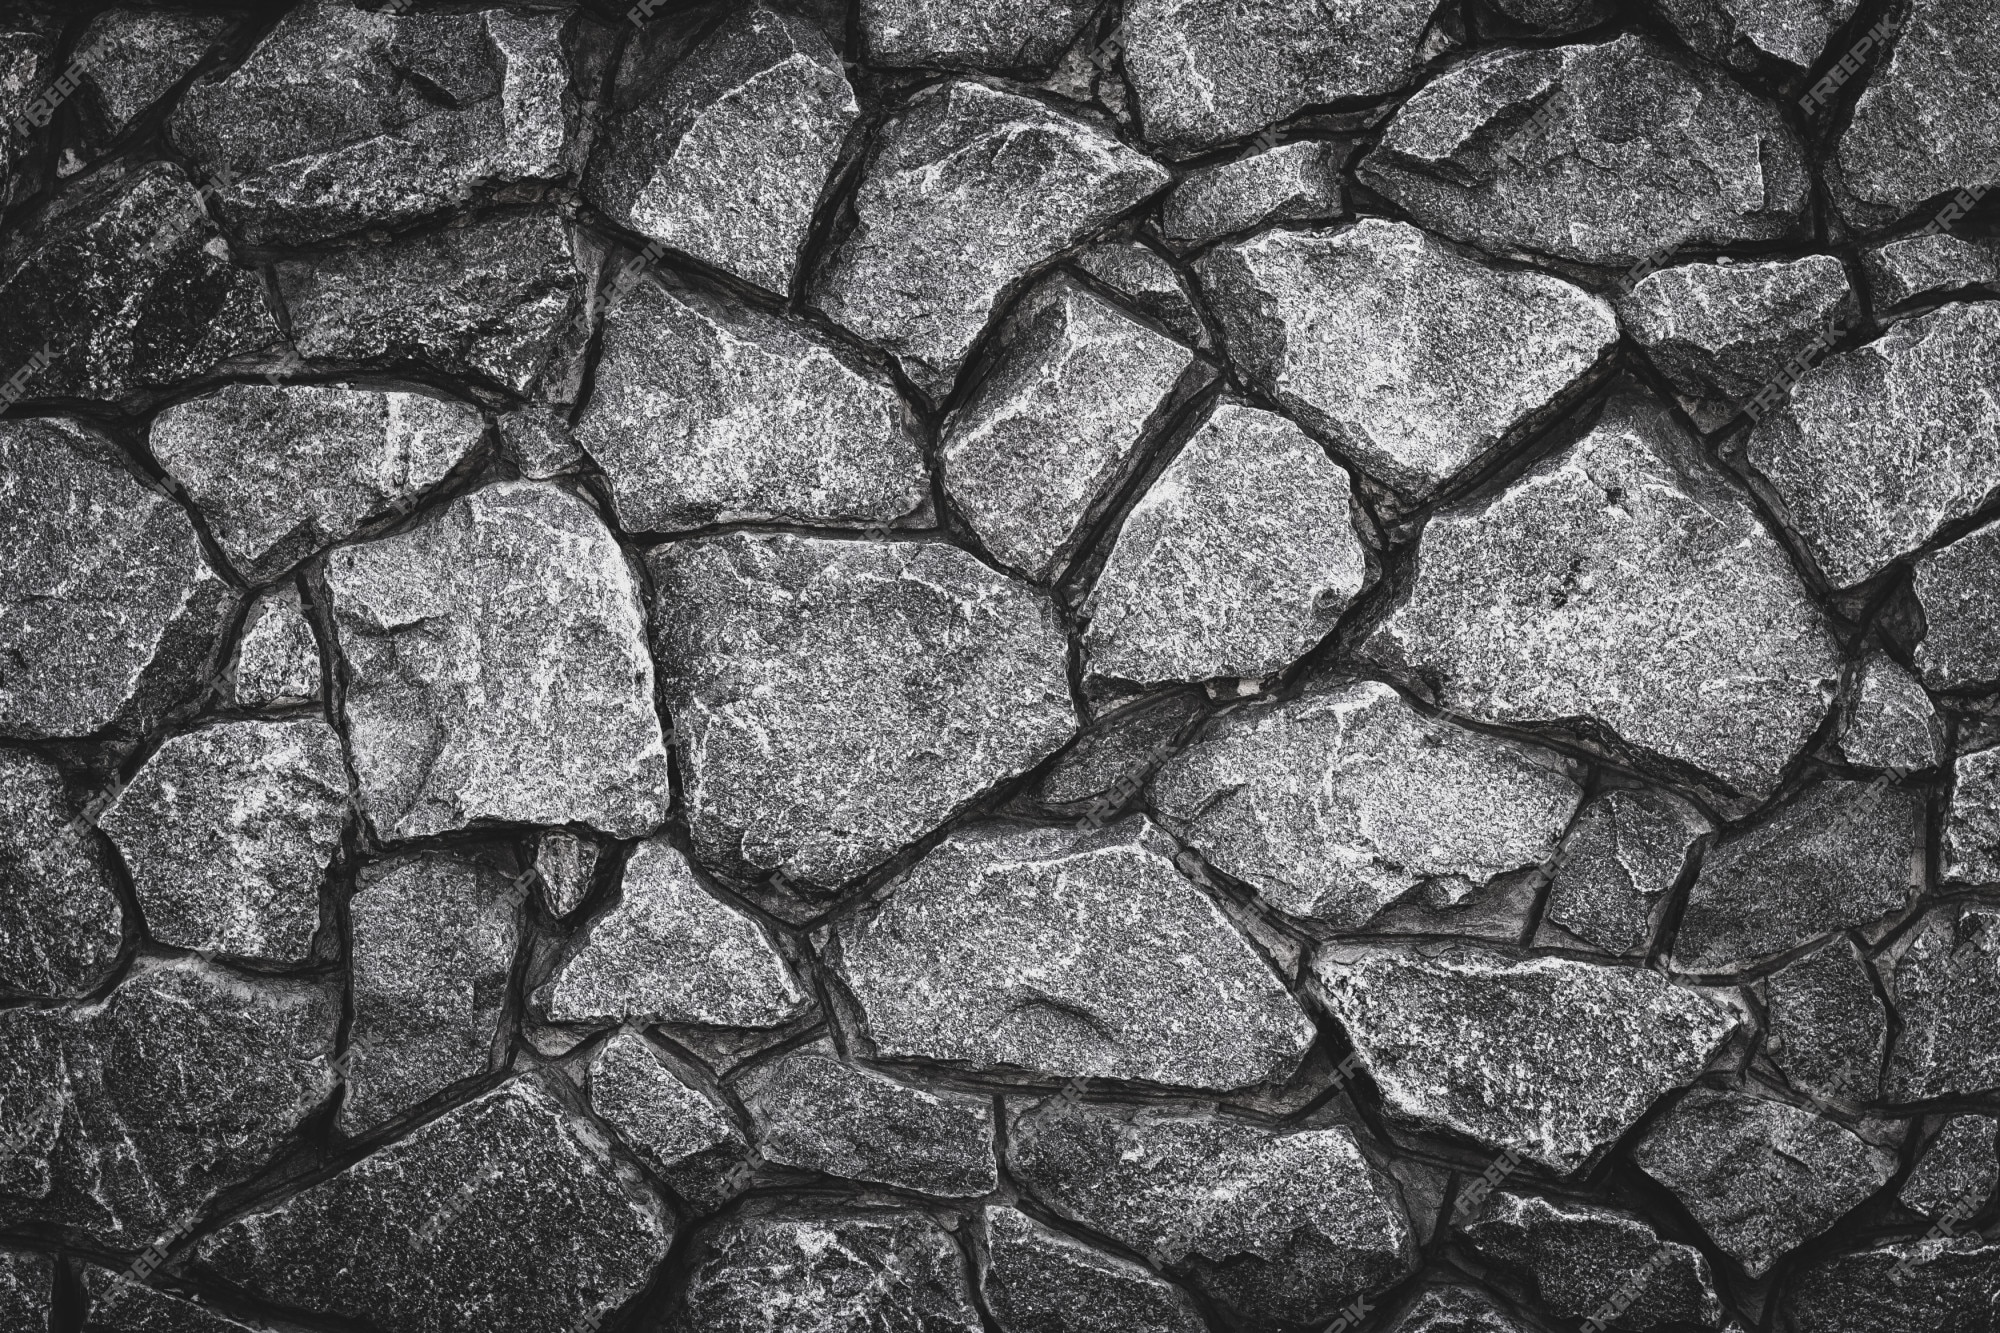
[830, 819, 1312, 1089]
[573, 274, 927, 534]
[1654, 0, 1859, 71]
[1885, 904, 2000, 1101]
[1071, 241, 1210, 347]
[100, 719, 346, 963]
[194, 1077, 671, 1333]
[1198, 219, 1613, 501]
[1914, 520, 2000, 691]
[74, 9, 230, 144]
[1541, 788, 1710, 956]
[1153, 679, 1581, 929]
[860, 0, 1097, 71]
[1359, 35, 1809, 268]
[1863, 233, 2000, 317]
[588, 1031, 748, 1213]
[1362, 388, 1837, 805]
[81, 1264, 269, 1333]
[534, 831, 599, 919]
[1633, 1087, 1897, 1276]
[1763, 936, 1887, 1108]
[1780, 1237, 2000, 1333]
[1840, 654, 1940, 772]
[1460, 1191, 1723, 1330]
[1082, 401, 1368, 685]
[230, 585, 321, 709]
[940, 273, 1202, 582]
[0, 750, 124, 1000]
[980, 1205, 1206, 1333]
[1946, 748, 2000, 886]
[811, 80, 1168, 397]
[1902, 1115, 1999, 1221]
[1311, 945, 1737, 1173]
[326, 481, 672, 843]
[1384, 1287, 1532, 1333]
[1159, 141, 1345, 249]
[0, 1250, 49, 1333]
[647, 533, 1074, 891]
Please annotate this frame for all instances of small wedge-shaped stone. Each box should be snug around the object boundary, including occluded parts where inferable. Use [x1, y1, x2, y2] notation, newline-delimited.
[74, 10, 229, 145]
[1903, 1115, 1999, 1221]
[545, 837, 808, 1029]
[1884, 904, 2000, 1101]
[0, 750, 123, 1000]
[1082, 402, 1368, 685]
[535, 831, 599, 919]
[860, 0, 1097, 70]
[812, 80, 1168, 397]
[1633, 1087, 1897, 1276]
[1072, 241, 1210, 347]
[231, 585, 321, 709]
[1385, 1287, 1533, 1333]
[1311, 945, 1737, 1173]
[0, 1251, 49, 1333]
[589, 1032, 747, 1212]
[1913, 520, 2000, 691]
[832, 819, 1312, 1088]
[1153, 680, 1582, 929]
[1654, 0, 1859, 71]
[980, 1205, 1207, 1333]
[1781, 1237, 2000, 1333]
[1745, 303, 2000, 589]
[1840, 654, 1940, 772]
[1543, 788, 1710, 956]
[1863, 233, 2000, 316]
[82, 1265, 270, 1333]
[171, 4, 574, 245]
[941, 274, 1201, 582]
[327, 481, 671, 842]
[1197, 220, 1615, 500]
[1160, 141, 1345, 248]
[1359, 36, 1809, 268]
[589, 6, 855, 296]
[1008, 1100, 1417, 1326]
[648, 533, 1074, 890]
[1363, 389, 1837, 803]
[1764, 937, 1887, 1107]
[574, 275, 927, 534]
[151, 383, 484, 582]
[101, 719, 346, 963]
[1946, 748, 2000, 886]
[1, 417, 233, 740]
[1460, 1191, 1724, 1330]
[195, 1077, 672, 1333]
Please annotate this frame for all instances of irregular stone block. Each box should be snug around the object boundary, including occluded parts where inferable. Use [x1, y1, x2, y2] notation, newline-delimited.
[1031, 688, 1206, 816]
[0, 749, 124, 1000]
[1460, 1191, 1723, 1329]
[980, 1204, 1207, 1333]
[1780, 1237, 2000, 1333]
[0, 16, 57, 213]
[1839, 653, 1940, 772]
[1542, 788, 1710, 956]
[1654, 0, 1859, 71]
[1913, 520, 2000, 691]
[1863, 233, 2000, 316]
[81, 1264, 268, 1333]
[588, 1031, 748, 1213]
[0, 1250, 49, 1333]
[1763, 937, 1887, 1108]
[496, 404, 582, 479]
[1885, 904, 2000, 1101]
[1902, 1115, 1999, 1222]
[534, 831, 599, 919]
[1945, 748, 2000, 886]
[860, 0, 1098, 71]
[230, 585, 321, 709]
[1071, 240, 1210, 347]
[1383, 1286, 1532, 1333]
[74, 9, 229, 144]
[1159, 141, 1345, 249]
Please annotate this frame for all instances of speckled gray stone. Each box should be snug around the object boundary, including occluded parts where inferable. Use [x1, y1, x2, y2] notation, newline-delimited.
[1542, 788, 1710, 956]
[1196, 220, 1615, 501]
[231, 585, 320, 709]
[0, 16, 56, 214]
[1763, 936, 1887, 1108]
[980, 1204, 1207, 1333]
[74, 9, 228, 143]
[1945, 748, 2000, 886]
[0, 1250, 49, 1333]
[812, 80, 1169, 397]
[1884, 904, 2000, 1101]
[1632, 1087, 1897, 1277]
[1159, 141, 1345, 248]
[1359, 35, 1809, 268]
[1031, 689, 1205, 816]
[1071, 241, 1210, 347]
[326, 480, 672, 843]
[1863, 234, 2000, 316]
[496, 404, 582, 480]
[648, 532, 1074, 891]
[588, 1031, 748, 1213]
[0, 749, 124, 1000]
[534, 831, 599, 919]
[861, 0, 1097, 70]
[1902, 1115, 1998, 1221]
[1913, 520, 2000, 691]
[1654, 0, 1860, 71]
[81, 1264, 271, 1333]
[1311, 945, 1737, 1173]
[1384, 1287, 1532, 1333]
[1840, 654, 1940, 771]
[1460, 1190, 1723, 1330]
[1363, 389, 1837, 804]
[1153, 679, 1581, 929]
[1780, 1237, 2000, 1333]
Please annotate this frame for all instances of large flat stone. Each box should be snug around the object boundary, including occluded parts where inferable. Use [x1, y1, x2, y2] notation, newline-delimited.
[0, 749, 124, 1000]
[1779, 1238, 2000, 1333]
[1884, 903, 2000, 1102]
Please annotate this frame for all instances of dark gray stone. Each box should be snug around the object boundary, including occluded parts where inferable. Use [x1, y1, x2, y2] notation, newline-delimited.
[0, 749, 124, 1000]
[1491, 0, 1615, 31]
[81, 1265, 270, 1333]
[0, 1249, 50, 1333]
[230, 585, 321, 709]
[1542, 788, 1710, 956]
[1945, 748, 2000, 886]
[1863, 234, 2000, 316]
[1885, 904, 2000, 1102]
[588, 1031, 748, 1213]
[861, 0, 1098, 71]
[1779, 1237, 2000, 1333]
[1654, 0, 1860, 71]
[1159, 141, 1345, 248]
[534, 831, 599, 919]
[1902, 1115, 1999, 1221]
[495, 404, 582, 480]
[1071, 240, 1210, 347]
[1839, 654, 1940, 772]
[0, 15, 57, 214]
[1384, 1286, 1532, 1333]
[1032, 688, 1205, 815]
[1914, 520, 2000, 691]
[1460, 1190, 1723, 1330]
[74, 9, 229, 145]
[980, 1204, 1207, 1333]
[1763, 936, 1887, 1108]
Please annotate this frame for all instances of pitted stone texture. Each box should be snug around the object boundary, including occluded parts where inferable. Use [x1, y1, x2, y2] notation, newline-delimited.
[1008, 1099, 1418, 1326]
[1083, 402, 1367, 685]
[496, 405, 583, 480]
[589, 1032, 747, 1213]
[980, 1205, 1207, 1333]
[1884, 904, 2000, 1101]
[1946, 748, 2000, 886]
[941, 274, 1200, 582]
[100, 719, 346, 964]
[832, 819, 1310, 1088]
[195, 1077, 672, 1333]
[1072, 241, 1211, 348]
[1744, 302, 2000, 590]
[1780, 1237, 2000, 1333]
[1311, 946, 1737, 1173]
[1460, 1191, 1724, 1330]
[574, 276, 927, 534]
[1153, 680, 1581, 929]
[1764, 937, 1887, 1108]
[1160, 141, 1345, 248]
[860, 0, 1098, 71]
[648, 533, 1074, 891]
[1902, 1116, 1999, 1221]
[1543, 789, 1710, 956]
[1359, 35, 1809, 268]
[545, 837, 808, 1029]
[343, 853, 520, 1133]
[1632, 1087, 1897, 1277]
[1913, 521, 2000, 691]
[1196, 219, 1615, 500]
[277, 209, 584, 397]
[151, 383, 484, 583]
[0, 958, 337, 1247]
[535, 831, 599, 919]
[1863, 234, 2000, 315]
[812, 80, 1169, 397]
[1032, 689, 1206, 816]
[1, 417, 233, 741]
[1654, 0, 1860, 71]
[735, 1043, 996, 1196]
[0, 1251, 49, 1333]
[326, 481, 671, 843]
[170, 4, 573, 245]
[231, 585, 321, 709]
[1121, 0, 1440, 157]
[1840, 654, 1940, 771]
[82, 1265, 270, 1333]
[0, 749, 124, 1000]
[75, 9, 229, 143]
[1385, 1287, 1532, 1333]
[588, 6, 855, 296]
[1363, 389, 1837, 804]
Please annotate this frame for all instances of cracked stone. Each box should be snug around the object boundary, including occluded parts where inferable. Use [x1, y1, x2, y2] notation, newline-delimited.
[1632, 1087, 1897, 1277]
[980, 1204, 1206, 1333]
[812, 79, 1169, 397]
[1902, 1115, 1999, 1221]
[1384, 1286, 1532, 1333]
[1542, 788, 1710, 956]
[1031, 687, 1205, 814]
[326, 480, 672, 843]
[1159, 141, 1345, 249]
[1358, 35, 1809, 268]
[1653, 0, 1860, 71]
[1884, 903, 2000, 1101]
[574, 273, 928, 534]
[496, 404, 582, 480]
[1946, 748, 2000, 886]
[230, 585, 321, 709]
[588, 1031, 747, 1213]
[1152, 679, 1582, 929]
[81, 1265, 269, 1333]
[1863, 234, 2000, 316]
[1071, 241, 1210, 347]
[860, 0, 1097, 71]
[1763, 936, 1887, 1108]
[1310, 945, 1737, 1173]
[1839, 654, 1940, 771]
[0, 749, 124, 1000]
[194, 1076, 671, 1333]
[74, 9, 229, 145]
[534, 831, 599, 919]
[1780, 1237, 2000, 1333]
[1082, 401, 1369, 685]
[1914, 520, 2000, 691]
[0, 1250, 49, 1333]
[647, 532, 1074, 890]
[1196, 219, 1615, 501]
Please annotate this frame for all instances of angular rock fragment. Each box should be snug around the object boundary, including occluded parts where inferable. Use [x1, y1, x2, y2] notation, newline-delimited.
[1946, 748, 2000, 886]
[980, 1205, 1207, 1333]
[1153, 679, 1581, 928]
[1542, 788, 1709, 956]
[1863, 234, 2000, 316]
[195, 1077, 671, 1333]
[1654, 0, 1859, 71]
[1840, 654, 1940, 771]
[0, 749, 124, 999]
[1071, 241, 1210, 347]
[574, 275, 927, 533]
[1082, 402, 1368, 684]
[648, 533, 1074, 889]
[1633, 1087, 1897, 1276]
[1780, 1237, 2000, 1333]
[1903, 1115, 1999, 1221]
[326, 481, 671, 842]
[74, 9, 229, 145]
[1913, 521, 2000, 691]
[81, 1265, 269, 1333]
[812, 80, 1168, 396]
[1460, 1191, 1723, 1330]
[230, 585, 321, 709]
[1763, 937, 1887, 1107]
[1363, 389, 1837, 803]
[1384, 1286, 1531, 1333]
[0, 15, 56, 213]
[342, 853, 521, 1133]
[0, 1250, 49, 1333]
[860, 0, 1097, 71]
[1884, 904, 2000, 1101]
[1030, 687, 1205, 816]
[1311, 946, 1737, 1172]
[832, 819, 1311, 1088]
[534, 831, 599, 919]
[496, 404, 582, 479]
[588, 1032, 747, 1212]
[1159, 141, 1344, 249]
[1359, 36, 1809, 268]
[545, 837, 808, 1029]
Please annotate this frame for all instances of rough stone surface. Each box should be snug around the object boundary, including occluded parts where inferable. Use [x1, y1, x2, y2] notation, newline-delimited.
[0, 749, 125, 1000]
[0, 1249, 50, 1333]
[1863, 233, 2000, 315]
[81, 1264, 269, 1333]
[1542, 788, 1710, 956]
[496, 404, 582, 479]
[980, 1204, 1207, 1333]
[588, 1032, 747, 1213]
[1840, 653, 1940, 771]
[1159, 141, 1345, 248]
[230, 584, 321, 709]
[1884, 904, 2000, 1102]
[1654, 0, 1860, 71]
[1071, 241, 1210, 347]
[0, 15, 56, 214]
[860, 0, 1098, 71]
[1946, 748, 2000, 886]
[1384, 1287, 1533, 1333]
[75, 9, 229, 144]
[1763, 936, 1888, 1108]
[1902, 1115, 1999, 1220]
[1780, 1238, 2000, 1333]
[1913, 520, 2000, 691]
[1032, 688, 1206, 815]
[534, 831, 599, 919]
[1460, 1190, 1723, 1330]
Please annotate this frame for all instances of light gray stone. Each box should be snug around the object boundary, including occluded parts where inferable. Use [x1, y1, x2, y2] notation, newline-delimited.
[0, 749, 124, 1000]
[231, 585, 321, 709]
[588, 1031, 747, 1212]
[1159, 140, 1344, 248]
[1945, 747, 2000, 886]
[1763, 936, 1887, 1108]
[1913, 520, 2000, 691]
[534, 832, 599, 919]
[980, 1205, 1207, 1333]
[1460, 1191, 1724, 1330]
[1902, 1115, 1999, 1221]
[1885, 904, 2000, 1101]
[1780, 1237, 2000, 1333]
[1863, 233, 2000, 316]
[1071, 240, 1210, 347]
[861, 0, 1098, 71]
[496, 404, 582, 480]
[75, 9, 229, 142]
[1840, 654, 1940, 771]
[1542, 788, 1710, 956]
[1654, 0, 1860, 71]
